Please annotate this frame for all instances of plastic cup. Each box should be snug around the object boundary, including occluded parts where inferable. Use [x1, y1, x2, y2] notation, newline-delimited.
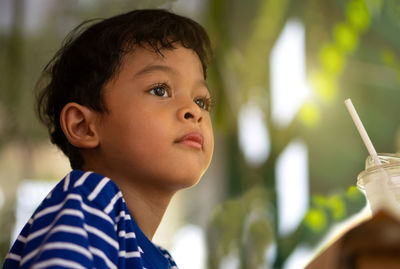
[357, 153, 400, 217]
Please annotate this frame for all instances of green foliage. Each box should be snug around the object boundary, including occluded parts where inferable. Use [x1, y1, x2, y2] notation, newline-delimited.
[365, 0, 384, 16]
[303, 186, 366, 241]
[205, 0, 400, 267]
[334, 23, 358, 52]
[304, 208, 328, 233]
[309, 0, 372, 107]
[381, 49, 397, 67]
[347, 0, 371, 31]
[207, 187, 273, 269]
[207, 184, 366, 268]
[320, 44, 345, 74]
[379, 48, 400, 84]
[385, 0, 400, 24]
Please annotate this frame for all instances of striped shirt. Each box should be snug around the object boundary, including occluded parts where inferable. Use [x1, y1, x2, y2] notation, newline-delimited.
[2, 170, 178, 269]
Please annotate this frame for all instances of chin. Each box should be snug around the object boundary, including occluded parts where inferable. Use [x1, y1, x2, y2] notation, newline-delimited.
[167, 175, 203, 191]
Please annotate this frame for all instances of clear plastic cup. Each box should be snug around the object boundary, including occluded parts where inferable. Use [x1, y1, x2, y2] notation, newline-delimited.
[357, 153, 400, 217]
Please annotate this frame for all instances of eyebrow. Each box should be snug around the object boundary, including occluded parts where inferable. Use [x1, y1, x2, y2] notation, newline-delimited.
[201, 80, 210, 92]
[135, 64, 209, 91]
[134, 64, 178, 77]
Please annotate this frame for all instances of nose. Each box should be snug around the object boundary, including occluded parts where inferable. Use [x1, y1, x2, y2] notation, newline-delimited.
[177, 100, 203, 123]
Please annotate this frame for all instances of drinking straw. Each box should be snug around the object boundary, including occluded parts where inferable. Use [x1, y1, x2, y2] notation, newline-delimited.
[345, 98, 400, 217]
[344, 98, 382, 166]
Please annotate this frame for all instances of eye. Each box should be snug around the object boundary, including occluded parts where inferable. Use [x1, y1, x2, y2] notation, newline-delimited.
[194, 96, 212, 111]
[149, 83, 170, 98]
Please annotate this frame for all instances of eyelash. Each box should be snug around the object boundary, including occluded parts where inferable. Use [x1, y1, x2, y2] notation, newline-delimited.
[194, 95, 214, 112]
[149, 82, 171, 98]
[148, 82, 215, 112]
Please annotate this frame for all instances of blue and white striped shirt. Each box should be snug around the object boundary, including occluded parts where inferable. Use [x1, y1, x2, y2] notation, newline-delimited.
[2, 170, 178, 269]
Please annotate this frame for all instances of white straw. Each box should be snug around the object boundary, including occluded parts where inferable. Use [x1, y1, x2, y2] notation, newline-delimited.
[344, 98, 381, 165]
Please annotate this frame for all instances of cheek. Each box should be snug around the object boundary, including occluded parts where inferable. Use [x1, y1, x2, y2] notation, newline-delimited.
[126, 116, 170, 151]
[204, 120, 214, 158]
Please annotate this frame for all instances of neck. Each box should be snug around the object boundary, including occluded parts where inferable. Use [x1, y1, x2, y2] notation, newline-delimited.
[81, 158, 176, 240]
[112, 179, 175, 240]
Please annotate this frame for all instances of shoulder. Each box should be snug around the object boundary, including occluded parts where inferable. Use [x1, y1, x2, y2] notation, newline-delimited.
[24, 170, 125, 237]
[43, 170, 123, 213]
[6, 171, 128, 268]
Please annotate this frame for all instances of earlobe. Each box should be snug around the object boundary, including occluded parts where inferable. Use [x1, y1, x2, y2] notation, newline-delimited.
[60, 103, 100, 149]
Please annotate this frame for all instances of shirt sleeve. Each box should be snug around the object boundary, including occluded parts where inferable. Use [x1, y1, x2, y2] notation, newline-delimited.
[157, 246, 179, 269]
[15, 192, 119, 269]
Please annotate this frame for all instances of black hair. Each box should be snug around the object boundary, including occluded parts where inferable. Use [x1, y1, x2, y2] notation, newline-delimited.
[36, 9, 212, 169]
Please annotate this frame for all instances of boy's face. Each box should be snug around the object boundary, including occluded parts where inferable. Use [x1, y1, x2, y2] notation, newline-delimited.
[92, 44, 214, 191]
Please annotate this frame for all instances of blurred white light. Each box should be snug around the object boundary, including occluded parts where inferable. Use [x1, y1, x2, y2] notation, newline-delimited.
[238, 103, 270, 166]
[25, 0, 54, 34]
[276, 140, 309, 236]
[270, 20, 310, 126]
[283, 245, 313, 269]
[170, 225, 206, 269]
[12, 181, 55, 243]
[220, 252, 239, 269]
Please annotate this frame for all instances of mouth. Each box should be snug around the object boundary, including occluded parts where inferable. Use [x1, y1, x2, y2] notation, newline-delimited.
[175, 132, 204, 150]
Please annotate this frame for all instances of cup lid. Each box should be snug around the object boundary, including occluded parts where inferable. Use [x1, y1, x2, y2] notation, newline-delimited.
[357, 153, 400, 189]
[365, 153, 400, 170]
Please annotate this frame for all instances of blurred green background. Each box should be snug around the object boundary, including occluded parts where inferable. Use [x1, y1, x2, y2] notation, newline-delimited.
[1, 0, 399, 268]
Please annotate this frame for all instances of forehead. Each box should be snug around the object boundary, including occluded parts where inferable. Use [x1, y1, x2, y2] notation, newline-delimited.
[119, 44, 204, 77]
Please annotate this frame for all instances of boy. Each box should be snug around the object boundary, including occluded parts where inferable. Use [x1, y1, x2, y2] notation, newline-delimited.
[3, 9, 214, 269]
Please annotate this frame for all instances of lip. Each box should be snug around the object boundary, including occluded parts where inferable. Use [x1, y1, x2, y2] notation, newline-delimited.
[175, 132, 204, 150]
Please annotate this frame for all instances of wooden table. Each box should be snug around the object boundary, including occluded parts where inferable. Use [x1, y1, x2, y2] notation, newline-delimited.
[306, 210, 400, 268]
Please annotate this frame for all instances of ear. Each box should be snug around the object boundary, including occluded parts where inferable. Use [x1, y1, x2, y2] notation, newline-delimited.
[60, 102, 100, 149]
